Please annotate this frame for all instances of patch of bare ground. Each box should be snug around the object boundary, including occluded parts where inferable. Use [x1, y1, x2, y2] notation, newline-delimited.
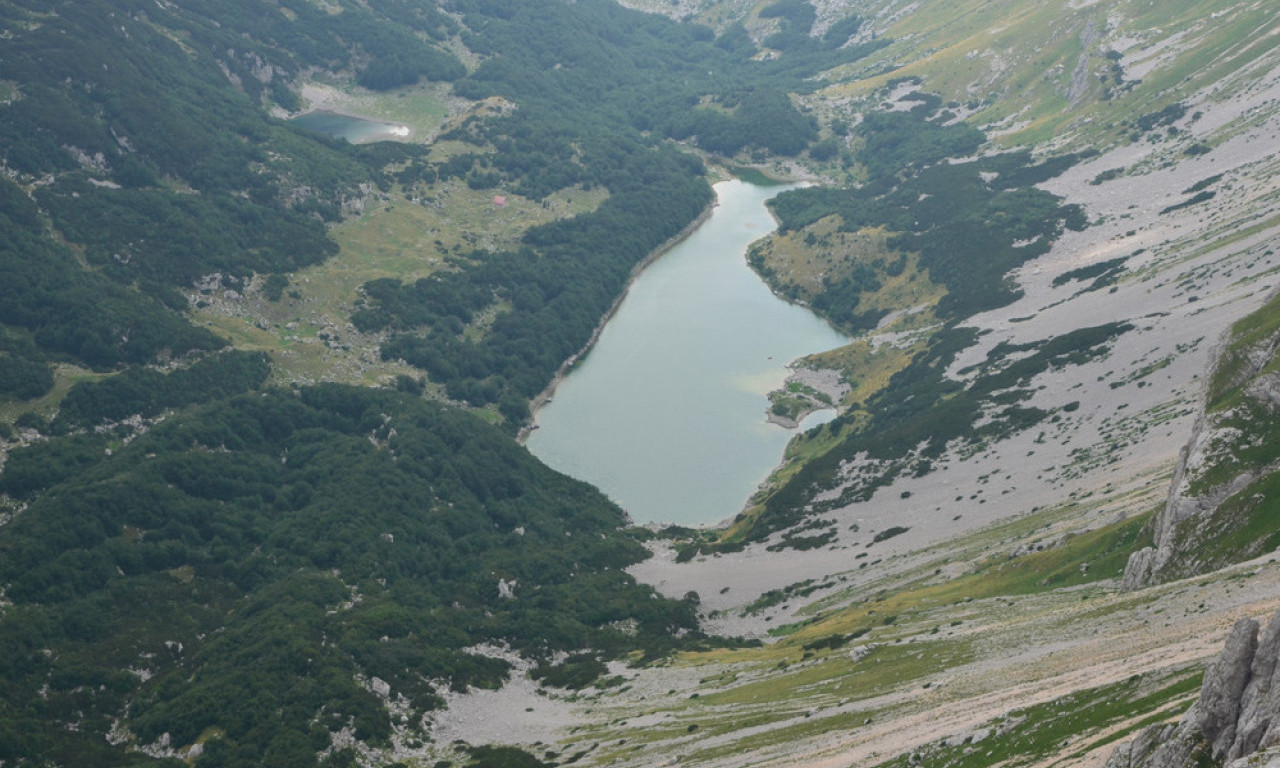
[559, 554, 1280, 768]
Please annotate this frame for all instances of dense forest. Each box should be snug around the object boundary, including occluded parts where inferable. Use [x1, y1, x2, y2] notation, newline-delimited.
[0, 385, 707, 765]
[0, 0, 874, 763]
[0, 0, 443, 383]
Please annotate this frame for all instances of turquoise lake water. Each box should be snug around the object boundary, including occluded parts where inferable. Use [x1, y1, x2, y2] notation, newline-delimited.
[525, 179, 849, 526]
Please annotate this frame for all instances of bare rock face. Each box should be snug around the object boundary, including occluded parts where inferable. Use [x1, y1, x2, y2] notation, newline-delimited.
[1104, 719, 1202, 768]
[1227, 747, 1280, 768]
[1230, 611, 1280, 761]
[1108, 610, 1280, 768]
[1197, 618, 1261, 761]
[1120, 546, 1157, 592]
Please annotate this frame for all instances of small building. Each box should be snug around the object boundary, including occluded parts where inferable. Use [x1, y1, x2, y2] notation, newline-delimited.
[492, 195, 507, 207]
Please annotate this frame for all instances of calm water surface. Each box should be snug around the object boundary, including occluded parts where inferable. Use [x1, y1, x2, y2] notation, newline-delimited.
[291, 110, 409, 143]
[526, 180, 849, 526]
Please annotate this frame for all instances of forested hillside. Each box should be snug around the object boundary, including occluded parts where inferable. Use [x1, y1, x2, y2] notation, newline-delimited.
[0, 0, 439, 388]
[6, 0, 1280, 766]
[0, 0, 876, 764]
[0, 385, 713, 765]
[350, 0, 882, 411]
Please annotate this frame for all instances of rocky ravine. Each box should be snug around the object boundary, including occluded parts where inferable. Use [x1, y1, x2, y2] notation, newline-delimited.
[1108, 608, 1280, 768]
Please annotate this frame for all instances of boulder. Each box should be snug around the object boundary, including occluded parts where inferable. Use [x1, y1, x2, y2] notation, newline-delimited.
[1107, 610, 1280, 768]
[1197, 618, 1260, 761]
[1230, 609, 1280, 760]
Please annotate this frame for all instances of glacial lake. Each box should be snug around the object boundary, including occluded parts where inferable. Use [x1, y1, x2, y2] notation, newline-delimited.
[290, 110, 410, 143]
[525, 179, 849, 527]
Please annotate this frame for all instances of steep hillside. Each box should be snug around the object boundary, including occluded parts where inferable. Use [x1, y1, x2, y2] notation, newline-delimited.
[1125, 290, 1280, 588]
[649, 0, 1280, 573]
[3, 0, 1280, 767]
[572, 1, 1280, 767]
[0, 386, 712, 765]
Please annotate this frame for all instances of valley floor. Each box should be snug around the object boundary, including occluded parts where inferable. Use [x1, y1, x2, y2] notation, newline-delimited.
[427, 43, 1280, 768]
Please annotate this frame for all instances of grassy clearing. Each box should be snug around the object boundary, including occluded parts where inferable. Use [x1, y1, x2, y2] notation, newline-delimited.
[0, 364, 103, 424]
[336, 181, 610, 267]
[802, 338, 919, 407]
[565, 636, 973, 765]
[188, 180, 609, 389]
[754, 218, 891, 296]
[949, 511, 1153, 595]
[796, 490, 1157, 622]
[724, 638, 973, 704]
[734, 502, 1151, 663]
[680, 707, 878, 762]
[752, 219, 945, 334]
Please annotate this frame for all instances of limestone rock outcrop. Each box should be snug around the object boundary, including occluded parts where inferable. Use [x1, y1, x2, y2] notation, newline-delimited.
[1122, 322, 1280, 590]
[1107, 609, 1280, 768]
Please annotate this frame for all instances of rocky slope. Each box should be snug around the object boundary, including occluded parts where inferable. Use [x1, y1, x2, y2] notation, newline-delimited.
[521, 2, 1280, 767]
[633, 0, 1280, 626]
[4, 0, 1280, 766]
[1124, 294, 1280, 589]
[1108, 608, 1280, 768]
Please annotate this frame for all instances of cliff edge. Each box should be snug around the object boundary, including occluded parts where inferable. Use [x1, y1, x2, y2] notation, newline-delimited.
[1123, 301, 1280, 590]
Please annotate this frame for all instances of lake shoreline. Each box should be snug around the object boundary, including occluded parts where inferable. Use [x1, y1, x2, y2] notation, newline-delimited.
[517, 192, 720, 443]
[763, 364, 850, 429]
[291, 108, 412, 143]
[288, 83, 414, 143]
[524, 179, 850, 527]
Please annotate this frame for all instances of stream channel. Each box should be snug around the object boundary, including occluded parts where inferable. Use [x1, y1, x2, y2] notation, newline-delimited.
[525, 179, 850, 527]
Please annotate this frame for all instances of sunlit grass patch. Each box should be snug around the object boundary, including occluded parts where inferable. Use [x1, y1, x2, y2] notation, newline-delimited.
[185, 178, 609, 391]
[0, 364, 103, 423]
